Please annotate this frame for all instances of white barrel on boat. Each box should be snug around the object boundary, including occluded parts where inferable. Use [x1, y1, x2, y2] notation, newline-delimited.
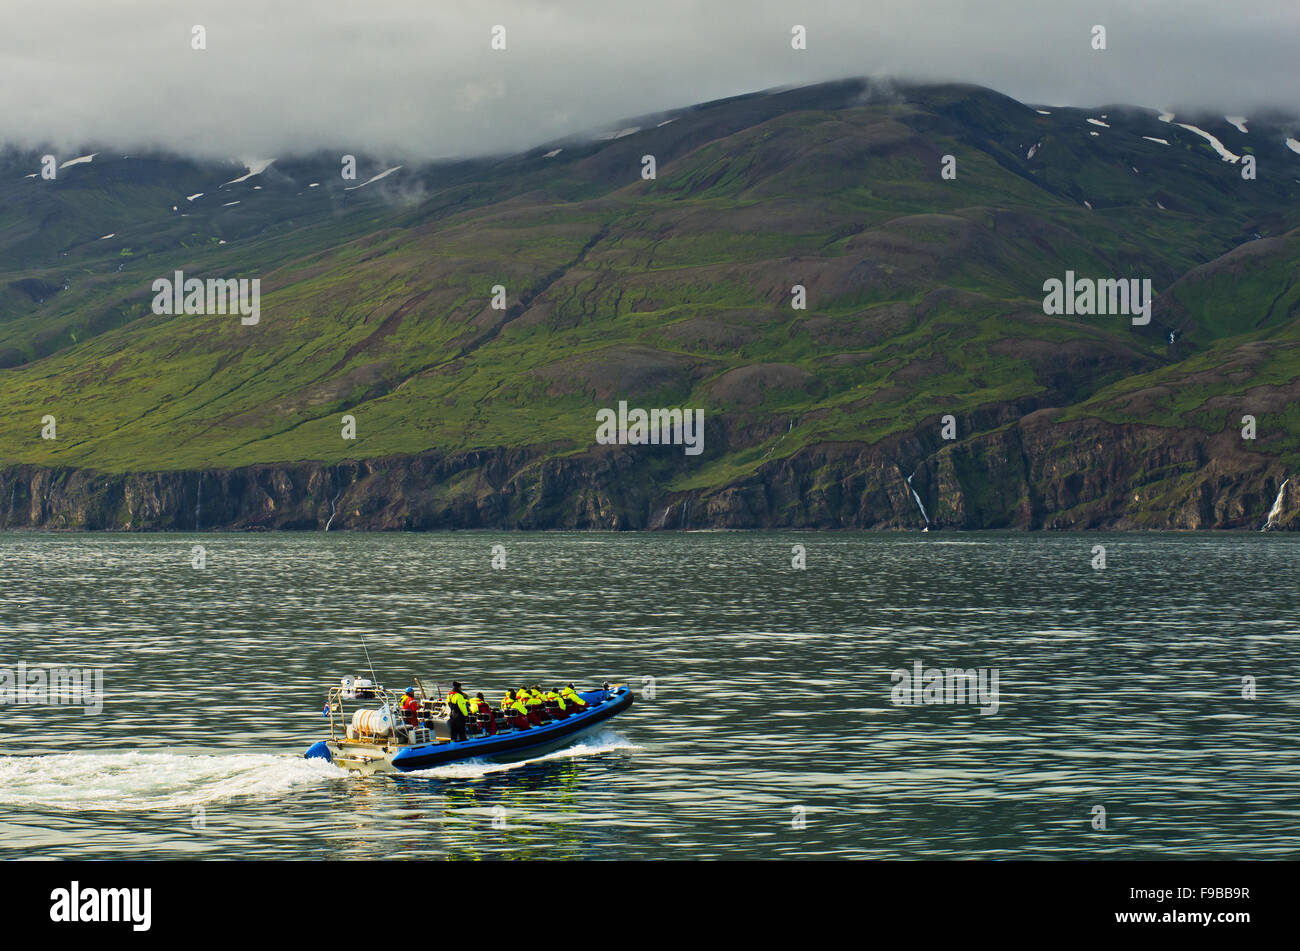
[352, 705, 392, 736]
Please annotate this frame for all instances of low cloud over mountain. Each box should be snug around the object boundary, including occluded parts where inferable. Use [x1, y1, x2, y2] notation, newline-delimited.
[1, 0, 1298, 161]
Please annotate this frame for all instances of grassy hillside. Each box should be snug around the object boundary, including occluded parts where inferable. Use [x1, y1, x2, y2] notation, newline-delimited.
[2, 79, 1299, 528]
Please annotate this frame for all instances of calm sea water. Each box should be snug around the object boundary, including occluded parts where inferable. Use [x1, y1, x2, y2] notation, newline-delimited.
[0, 531, 1297, 860]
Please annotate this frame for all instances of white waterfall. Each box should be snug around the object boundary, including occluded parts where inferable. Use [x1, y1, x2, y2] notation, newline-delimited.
[1261, 478, 1289, 531]
[324, 489, 343, 532]
[906, 473, 931, 528]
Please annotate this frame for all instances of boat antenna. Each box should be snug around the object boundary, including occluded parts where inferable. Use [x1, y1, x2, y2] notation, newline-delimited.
[359, 632, 379, 686]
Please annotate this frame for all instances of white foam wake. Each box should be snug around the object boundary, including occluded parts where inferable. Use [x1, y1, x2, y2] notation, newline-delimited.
[397, 731, 639, 780]
[0, 751, 342, 811]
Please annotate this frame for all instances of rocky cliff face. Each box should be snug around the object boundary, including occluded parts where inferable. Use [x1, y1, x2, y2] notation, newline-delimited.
[2, 417, 1293, 531]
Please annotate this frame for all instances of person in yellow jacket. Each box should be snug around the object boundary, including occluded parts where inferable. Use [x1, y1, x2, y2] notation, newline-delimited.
[521, 687, 545, 725]
[446, 681, 470, 741]
[503, 691, 530, 730]
[561, 683, 588, 711]
[545, 687, 570, 719]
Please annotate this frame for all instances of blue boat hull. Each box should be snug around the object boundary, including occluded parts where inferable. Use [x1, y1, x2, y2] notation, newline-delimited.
[392, 686, 633, 770]
[307, 686, 634, 772]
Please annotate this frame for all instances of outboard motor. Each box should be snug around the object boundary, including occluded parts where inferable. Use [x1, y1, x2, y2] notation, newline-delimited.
[304, 740, 332, 762]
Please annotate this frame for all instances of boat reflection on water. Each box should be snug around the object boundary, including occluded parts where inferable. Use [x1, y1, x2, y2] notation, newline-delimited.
[386, 747, 636, 859]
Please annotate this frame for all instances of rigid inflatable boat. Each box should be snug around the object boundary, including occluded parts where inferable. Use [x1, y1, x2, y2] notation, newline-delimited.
[304, 680, 633, 774]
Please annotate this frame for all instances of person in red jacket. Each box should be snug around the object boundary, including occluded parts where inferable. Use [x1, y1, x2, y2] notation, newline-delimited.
[398, 687, 420, 728]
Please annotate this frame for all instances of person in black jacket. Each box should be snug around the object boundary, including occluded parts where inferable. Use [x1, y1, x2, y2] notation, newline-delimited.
[446, 681, 470, 742]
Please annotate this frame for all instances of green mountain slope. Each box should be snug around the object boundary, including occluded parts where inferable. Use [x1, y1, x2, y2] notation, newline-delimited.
[2, 79, 1299, 529]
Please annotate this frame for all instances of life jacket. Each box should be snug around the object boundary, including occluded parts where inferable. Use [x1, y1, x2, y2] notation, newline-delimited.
[447, 689, 469, 717]
[562, 687, 585, 707]
[546, 690, 566, 710]
[469, 696, 486, 714]
[509, 698, 528, 716]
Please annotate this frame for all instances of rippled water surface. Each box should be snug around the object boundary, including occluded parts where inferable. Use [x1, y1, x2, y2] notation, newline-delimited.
[1, 531, 1297, 859]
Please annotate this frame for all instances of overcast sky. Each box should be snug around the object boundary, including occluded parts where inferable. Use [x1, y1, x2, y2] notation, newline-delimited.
[2, 1, 1296, 161]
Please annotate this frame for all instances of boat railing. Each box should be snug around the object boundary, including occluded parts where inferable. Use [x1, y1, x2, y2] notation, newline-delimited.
[324, 684, 405, 744]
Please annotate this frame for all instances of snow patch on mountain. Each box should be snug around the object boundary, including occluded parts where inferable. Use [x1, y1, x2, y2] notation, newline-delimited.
[1158, 112, 1175, 123]
[222, 159, 274, 186]
[1176, 123, 1241, 162]
[1087, 118, 1110, 128]
[344, 166, 402, 190]
[1286, 138, 1300, 155]
[1142, 136, 1170, 145]
[59, 153, 97, 170]
[1225, 116, 1249, 134]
